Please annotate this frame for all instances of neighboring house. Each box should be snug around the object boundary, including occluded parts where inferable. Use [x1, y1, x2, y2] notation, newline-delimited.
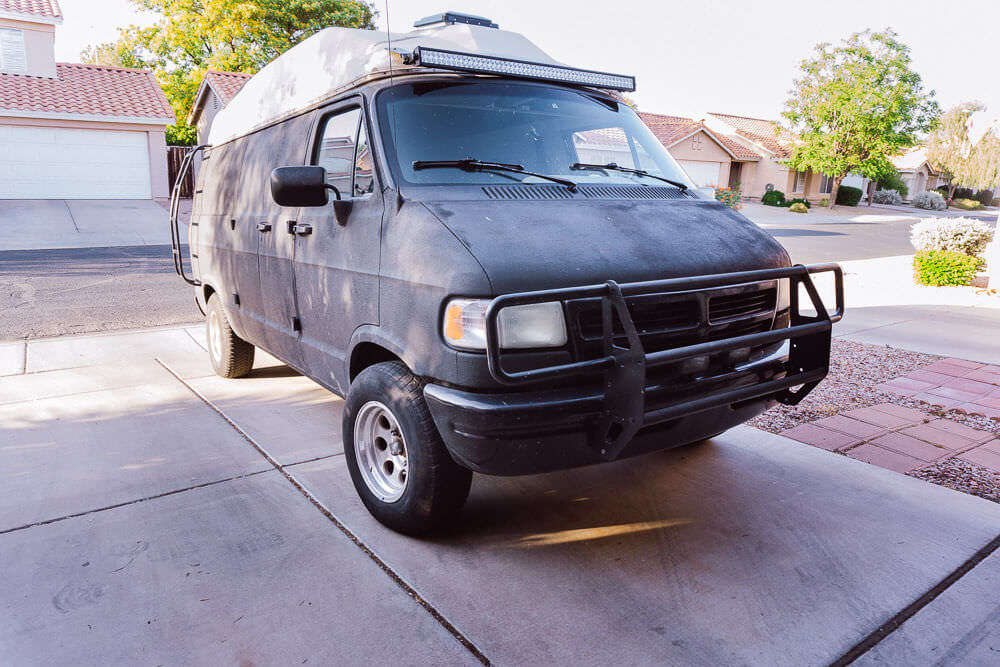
[0, 0, 175, 200]
[891, 146, 946, 197]
[704, 112, 834, 202]
[638, 113, 760, 189]
[188, 69, 252, 145]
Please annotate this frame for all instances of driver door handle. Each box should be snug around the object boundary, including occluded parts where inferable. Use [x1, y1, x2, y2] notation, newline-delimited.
[290, 222, 313, 236]
[256, 221, 272, 233]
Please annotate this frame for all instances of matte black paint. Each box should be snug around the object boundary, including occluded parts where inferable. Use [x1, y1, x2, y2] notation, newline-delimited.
[189, 74, 827, 476]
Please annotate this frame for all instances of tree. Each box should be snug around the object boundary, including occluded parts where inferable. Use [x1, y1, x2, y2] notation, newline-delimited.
[781, 29, 938, 208]
[926, 102, 988, 200]
[83, 0, 376, 143]
[927, 105, 1000, 198]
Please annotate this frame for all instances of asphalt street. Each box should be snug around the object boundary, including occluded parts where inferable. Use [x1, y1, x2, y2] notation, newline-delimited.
[0, 244, 200, 340]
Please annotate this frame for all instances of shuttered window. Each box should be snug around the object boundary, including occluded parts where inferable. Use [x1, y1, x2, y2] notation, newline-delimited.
[0, 28, 26, 73]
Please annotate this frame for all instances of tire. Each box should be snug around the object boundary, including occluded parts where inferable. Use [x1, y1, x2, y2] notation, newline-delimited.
[343, 361, 472, 535]
[205, 293, 255, 378]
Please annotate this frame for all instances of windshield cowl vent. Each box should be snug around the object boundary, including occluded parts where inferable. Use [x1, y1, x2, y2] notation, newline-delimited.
[481, 184, 692, 201]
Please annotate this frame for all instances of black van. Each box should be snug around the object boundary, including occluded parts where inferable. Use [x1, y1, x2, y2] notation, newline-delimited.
[171, 14, 842, 534]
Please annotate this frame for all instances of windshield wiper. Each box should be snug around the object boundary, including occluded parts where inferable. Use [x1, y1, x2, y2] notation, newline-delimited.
[413, 158, 577, 192]
[571, 162, 688, 191]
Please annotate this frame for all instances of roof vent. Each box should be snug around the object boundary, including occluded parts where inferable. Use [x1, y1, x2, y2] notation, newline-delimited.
[414, 11, 499, 29]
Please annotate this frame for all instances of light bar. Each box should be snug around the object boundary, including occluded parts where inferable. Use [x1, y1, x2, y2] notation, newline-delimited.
[413, 46, 636, 92]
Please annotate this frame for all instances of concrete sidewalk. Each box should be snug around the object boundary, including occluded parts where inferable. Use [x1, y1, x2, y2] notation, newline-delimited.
[3, 325, 1000, 664]
[0, 200, 182, 251]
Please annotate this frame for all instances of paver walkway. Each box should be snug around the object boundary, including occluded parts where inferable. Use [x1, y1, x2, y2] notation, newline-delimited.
[781, 358, 1000, 476]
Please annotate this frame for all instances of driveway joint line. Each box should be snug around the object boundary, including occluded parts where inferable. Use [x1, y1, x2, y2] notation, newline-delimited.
[185, 327, 207, 351]
[830, 532, 1000, 666]
[62, 200, 80, 233]
[155, 357, 491, 666]
[0, 470, 270, 537]
[21, 340, 27, 374]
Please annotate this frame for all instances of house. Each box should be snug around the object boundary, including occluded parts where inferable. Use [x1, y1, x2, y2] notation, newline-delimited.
[891, 146, 946, 196]
[638, 113, 760, 189]
[704, 112, 834, 202]
[0, 0, 175, 200]
[188, 69, 252, 145]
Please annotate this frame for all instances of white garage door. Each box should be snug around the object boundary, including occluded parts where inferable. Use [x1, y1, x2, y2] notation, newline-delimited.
[0, 126, 151, 199]
[676, 160, 724, 188]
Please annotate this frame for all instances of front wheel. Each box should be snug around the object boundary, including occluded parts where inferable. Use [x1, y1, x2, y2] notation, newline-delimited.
[342, 361, 472, 535]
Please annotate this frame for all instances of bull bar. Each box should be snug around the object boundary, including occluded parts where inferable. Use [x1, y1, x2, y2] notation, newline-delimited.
[483, 264, 844, 460]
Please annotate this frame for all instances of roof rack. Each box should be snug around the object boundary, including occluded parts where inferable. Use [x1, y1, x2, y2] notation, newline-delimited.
[414, 11, 499, 29]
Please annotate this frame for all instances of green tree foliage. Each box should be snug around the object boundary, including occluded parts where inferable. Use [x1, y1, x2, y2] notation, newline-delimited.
[83, 0, 376, 143]
[782, 29, 938, 207]
[926, 102, 989, 199]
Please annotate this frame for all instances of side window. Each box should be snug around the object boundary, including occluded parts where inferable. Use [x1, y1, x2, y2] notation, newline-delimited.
[354, 120, 375, 196]
[315, 108, 361, 198]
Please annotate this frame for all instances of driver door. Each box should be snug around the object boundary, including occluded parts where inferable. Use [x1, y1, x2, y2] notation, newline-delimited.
[291, 100, 383, 394]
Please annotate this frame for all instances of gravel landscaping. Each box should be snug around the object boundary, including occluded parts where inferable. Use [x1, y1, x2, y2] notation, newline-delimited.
[750, 338, 1000, 503]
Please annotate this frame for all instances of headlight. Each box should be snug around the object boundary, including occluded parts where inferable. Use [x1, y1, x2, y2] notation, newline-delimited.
[443, 298, 568, 350]
[776, 277, 790, 312]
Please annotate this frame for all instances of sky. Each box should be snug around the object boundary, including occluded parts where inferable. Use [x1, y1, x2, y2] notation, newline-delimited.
[54, 0, 1000, 127]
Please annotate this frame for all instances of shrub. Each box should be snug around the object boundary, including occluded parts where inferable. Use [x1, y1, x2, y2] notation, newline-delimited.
[761, 190, 785, 206]
[910, 217, 994, 256]
[872, 189, 903, 205]
[912, 190, 947, 210]
[935, 185, 949, 197]
[953, 187, 975, 200]
[714, 186, 742, 210]
[877, 172, 909, 198]
[952, 198, 984, 211]
[974, 190, 995, 206]
[788, 202, 808, 213]
[835, 185, 863, 206]
[913, 251, 984, 286]
[785, 197, 811, 208]
[818, 197, 830, 207]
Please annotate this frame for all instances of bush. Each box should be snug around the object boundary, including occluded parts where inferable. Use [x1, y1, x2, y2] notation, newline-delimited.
[714, 186, 742, 210]
[761, 190, 785, 206]
[788, 202, 808, 213]
[818, 197, 830, 207]
[913, 251, 984, 286]
[910, 217, 994, 256]
[877, 172, 909, 198]
[835, 185, 863, 206]
[952, 198, 984, 211]
[872, 189, 903, 205]
[785, 197, 811, 208]
[974, 190, 995, 206]
[912, 190, 947, 210]
[953, 187, 975, 200]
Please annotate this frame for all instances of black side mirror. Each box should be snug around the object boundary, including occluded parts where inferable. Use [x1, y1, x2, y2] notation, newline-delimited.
[271, 166, 337, 207]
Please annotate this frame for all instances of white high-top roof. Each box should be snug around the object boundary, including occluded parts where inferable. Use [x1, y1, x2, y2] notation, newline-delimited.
[207, 23, 564, 146]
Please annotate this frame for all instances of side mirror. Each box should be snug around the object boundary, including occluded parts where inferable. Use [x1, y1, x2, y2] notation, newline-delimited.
[271, 166, 333, 207]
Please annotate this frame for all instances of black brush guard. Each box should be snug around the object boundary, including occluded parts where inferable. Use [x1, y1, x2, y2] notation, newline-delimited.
[484, 264, 844, 460]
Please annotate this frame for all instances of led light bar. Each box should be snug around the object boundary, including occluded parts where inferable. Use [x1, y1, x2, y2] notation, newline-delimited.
[413, 46, 636, 92]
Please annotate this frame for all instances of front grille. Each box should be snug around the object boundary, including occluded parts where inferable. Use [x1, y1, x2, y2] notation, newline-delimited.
[567, 282, 780, 361]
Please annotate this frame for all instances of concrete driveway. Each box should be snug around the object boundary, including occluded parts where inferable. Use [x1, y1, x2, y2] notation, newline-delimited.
[3, 326, 1000, 664]
[0, 200, 176, 251]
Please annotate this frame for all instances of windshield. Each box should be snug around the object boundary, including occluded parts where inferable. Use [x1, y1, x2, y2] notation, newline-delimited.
[375, 81, 696, 189]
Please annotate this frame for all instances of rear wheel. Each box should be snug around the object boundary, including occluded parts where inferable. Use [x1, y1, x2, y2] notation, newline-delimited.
[343, 361, 472, 535]
[205, 293, 255, 378]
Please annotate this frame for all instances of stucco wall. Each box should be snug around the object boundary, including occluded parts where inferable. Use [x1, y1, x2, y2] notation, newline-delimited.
[0, 115, 171, 198]
[0, 17, 56, 77]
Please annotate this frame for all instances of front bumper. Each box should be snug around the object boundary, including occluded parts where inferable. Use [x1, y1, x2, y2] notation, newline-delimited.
[425, 263, 843, 475]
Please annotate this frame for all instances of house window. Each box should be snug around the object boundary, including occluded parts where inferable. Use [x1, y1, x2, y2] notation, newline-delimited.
[0, 28, 26, 73]
[819, 174, 834, 194]
[793, 170, 807, 193]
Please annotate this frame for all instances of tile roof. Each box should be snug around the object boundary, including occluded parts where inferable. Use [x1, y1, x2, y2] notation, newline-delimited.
[204, 70, 252, 106]
[707, 112, 797, 158]
[639, 112, 761, 160]
[0, 0, 61, 18]
[0, 63, 175, 121]
[892, 146, 936, 172]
